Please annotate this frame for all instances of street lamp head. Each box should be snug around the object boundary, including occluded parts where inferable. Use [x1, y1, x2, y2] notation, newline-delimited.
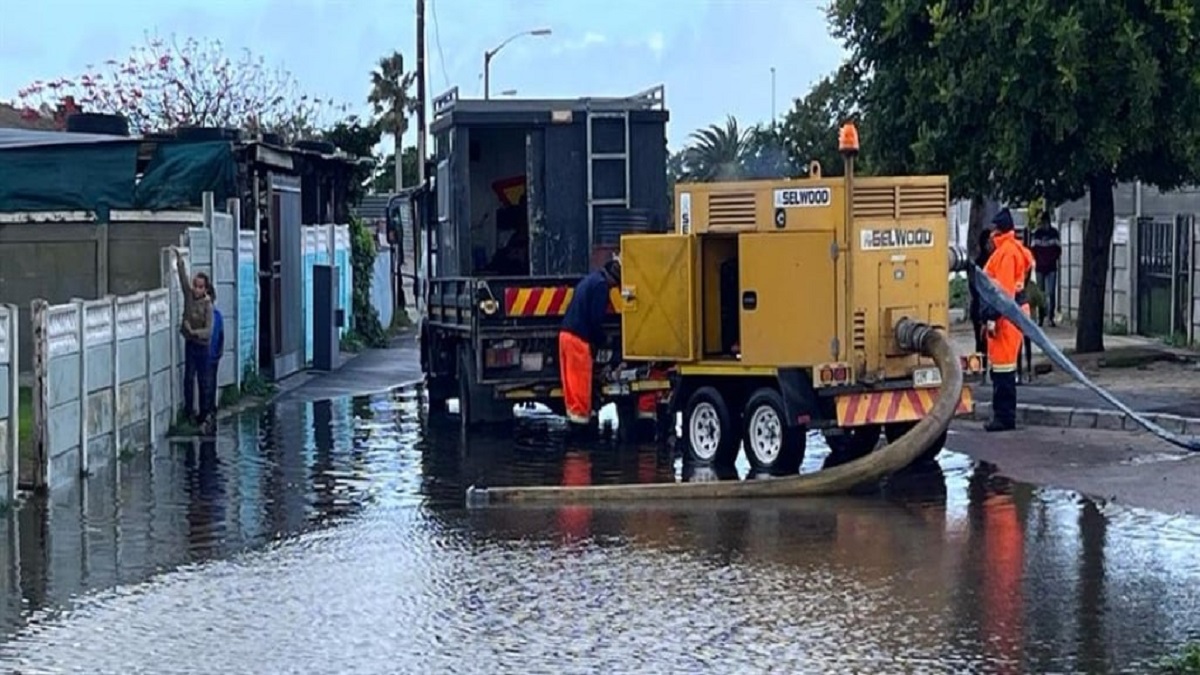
[530, 28, 552, 36]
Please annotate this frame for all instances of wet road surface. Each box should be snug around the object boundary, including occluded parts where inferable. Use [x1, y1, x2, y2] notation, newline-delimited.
[0, 387, 1198, 674]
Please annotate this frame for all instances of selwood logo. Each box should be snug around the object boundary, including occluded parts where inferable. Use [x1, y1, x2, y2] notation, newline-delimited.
[773, 187, 832, 208]
[860, 228, 935, 250]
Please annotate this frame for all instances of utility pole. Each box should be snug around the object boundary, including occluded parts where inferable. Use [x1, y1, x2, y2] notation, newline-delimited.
[416, 0, 427, 186]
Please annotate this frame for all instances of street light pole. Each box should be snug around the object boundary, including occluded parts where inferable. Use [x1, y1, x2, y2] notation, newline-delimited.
[483, 27, 552, 99]
[770, 66, 776, 131]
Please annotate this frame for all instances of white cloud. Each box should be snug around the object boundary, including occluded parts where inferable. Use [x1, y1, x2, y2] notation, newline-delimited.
[645, 31, 665, 59]
[553, 31, 608, 54]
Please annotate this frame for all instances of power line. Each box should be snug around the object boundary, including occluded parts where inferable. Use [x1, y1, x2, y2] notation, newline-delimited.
[429, 0, 451, 89]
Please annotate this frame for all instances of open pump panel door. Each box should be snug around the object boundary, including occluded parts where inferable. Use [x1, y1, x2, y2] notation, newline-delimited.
[619, 234, 697, 361]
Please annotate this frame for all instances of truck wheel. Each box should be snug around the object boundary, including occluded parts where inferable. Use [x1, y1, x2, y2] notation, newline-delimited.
[742, 388, 804, 474]
[823, 425, 882, 468]
[456, 347, 512, 428]
[885, 422, 947, 466]
[683, 387, 738, 466]
[616, 400, 655, 444]
[425, 376, 454, 416]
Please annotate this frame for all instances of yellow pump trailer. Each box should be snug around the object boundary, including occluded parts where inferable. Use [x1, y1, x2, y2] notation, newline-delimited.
[618, 126, 981, 473]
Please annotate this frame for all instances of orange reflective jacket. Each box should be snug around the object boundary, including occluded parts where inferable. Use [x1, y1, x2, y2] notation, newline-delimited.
[983, 231, 1034, 371]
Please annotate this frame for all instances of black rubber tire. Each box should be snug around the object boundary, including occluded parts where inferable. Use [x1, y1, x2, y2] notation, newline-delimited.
[65, 113, 130, 136]
[823, 425, 882, 467]
[885, 422, 947, 465]
[425, 376, 455, 417]
[683, 386, 739, 466]
[295, 139, 336, 154]
[616, 399, 656, 444]
[175, 126, 242, 142]
[741, 388, 804, 474]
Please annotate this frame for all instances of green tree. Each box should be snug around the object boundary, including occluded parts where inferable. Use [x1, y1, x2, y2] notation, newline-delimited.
[829, 0, 1200, 352]
[322, 115, 382, 205]
[775, 65, 869, 178]
[368, 51, 419, 192]
[683, 115, 753, 181]
[371, 146, 419, 194]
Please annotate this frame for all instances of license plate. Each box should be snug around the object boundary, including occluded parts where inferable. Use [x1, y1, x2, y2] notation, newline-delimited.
[520, 352, 544, 372]
[913, 367, 942, 388]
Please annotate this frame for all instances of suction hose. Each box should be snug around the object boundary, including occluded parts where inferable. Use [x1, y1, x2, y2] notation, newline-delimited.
[465, 318, 963, 506]
[970, 265, 1200, 451]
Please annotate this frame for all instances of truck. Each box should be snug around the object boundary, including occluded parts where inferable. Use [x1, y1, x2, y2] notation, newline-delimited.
[407, 85, 675, 433]
[617, 129, 983, 473]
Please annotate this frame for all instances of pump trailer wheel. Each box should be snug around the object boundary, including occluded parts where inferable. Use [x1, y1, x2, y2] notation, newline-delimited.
[742, 388, 804, 474]
[683, 386, 738, 466]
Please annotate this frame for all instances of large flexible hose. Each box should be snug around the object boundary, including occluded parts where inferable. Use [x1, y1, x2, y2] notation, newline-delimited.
[971, 266, 1200, 451]
[465, 319, 962, 506]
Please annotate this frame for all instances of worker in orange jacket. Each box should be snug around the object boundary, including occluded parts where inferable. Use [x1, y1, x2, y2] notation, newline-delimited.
[981, 208, 1034, 431]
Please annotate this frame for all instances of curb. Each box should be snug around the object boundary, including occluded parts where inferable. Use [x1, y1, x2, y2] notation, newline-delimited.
[970, 401, 1200, 434]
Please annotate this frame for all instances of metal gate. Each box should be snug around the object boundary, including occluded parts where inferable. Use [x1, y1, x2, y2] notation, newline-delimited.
[1136, 215, 1192, 338]
[268, 174, 304, 379]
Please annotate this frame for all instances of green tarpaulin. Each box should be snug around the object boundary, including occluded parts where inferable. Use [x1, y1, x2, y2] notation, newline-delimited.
[0, 133, 236, 216]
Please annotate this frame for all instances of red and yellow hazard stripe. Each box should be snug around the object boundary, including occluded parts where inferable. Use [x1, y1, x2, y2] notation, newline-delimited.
[503, 287, 623, 317]
[835, 387, 974, 427]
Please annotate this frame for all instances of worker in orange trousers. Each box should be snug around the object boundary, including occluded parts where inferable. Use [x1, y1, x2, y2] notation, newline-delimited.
[559, 258, 621, 431]
[980, 208, 1034, 431]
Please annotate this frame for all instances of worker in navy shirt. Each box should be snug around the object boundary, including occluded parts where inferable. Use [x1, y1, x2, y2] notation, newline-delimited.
[559, 258, 621, 428]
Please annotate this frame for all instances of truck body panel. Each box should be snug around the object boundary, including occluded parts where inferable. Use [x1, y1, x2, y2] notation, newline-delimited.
[417, 86, 673, 426]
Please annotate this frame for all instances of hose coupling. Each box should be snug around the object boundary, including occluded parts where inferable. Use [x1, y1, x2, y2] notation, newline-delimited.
[948, 245, 971, 273]
[894, 318, 937, 355]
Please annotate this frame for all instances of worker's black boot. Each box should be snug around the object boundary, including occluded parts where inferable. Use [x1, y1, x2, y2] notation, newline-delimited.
[985, 370, 1017, 432]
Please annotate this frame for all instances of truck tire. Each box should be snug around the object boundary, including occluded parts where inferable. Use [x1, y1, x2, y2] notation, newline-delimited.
[885, 422, 946, 466]
[616, 399, 655, 444]
[742, 387, 804, 474]
[822, 425, 882, 468]
[457, 346, 512, 429]
[683, 386, 738, 466]
[65, 113, 130, 136]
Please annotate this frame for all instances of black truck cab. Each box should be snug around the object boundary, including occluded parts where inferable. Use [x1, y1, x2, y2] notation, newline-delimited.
[411, 85, 673, 431]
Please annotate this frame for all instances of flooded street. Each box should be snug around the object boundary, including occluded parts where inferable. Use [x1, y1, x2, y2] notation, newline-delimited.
[0, 387, 1198, 674]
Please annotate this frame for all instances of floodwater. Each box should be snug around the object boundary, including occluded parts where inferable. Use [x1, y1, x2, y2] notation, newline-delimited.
[0, 387, 1197, 674]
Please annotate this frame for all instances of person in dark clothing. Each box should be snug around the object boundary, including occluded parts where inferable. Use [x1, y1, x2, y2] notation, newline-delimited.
[203, 285, 225, 436]
[1029, 211, 1061, 326]
[968, 227, 995, 357]
[559, 258, 621, 427]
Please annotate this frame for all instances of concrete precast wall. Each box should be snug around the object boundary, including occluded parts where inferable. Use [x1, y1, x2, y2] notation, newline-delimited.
[29, 288, 174, 491]
[0, 210, 201, 374]
[0, 304, 17, 502]
[1056, 218, 1132, 332]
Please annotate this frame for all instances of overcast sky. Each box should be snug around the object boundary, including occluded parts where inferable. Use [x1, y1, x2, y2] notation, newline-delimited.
[0, 0, 847, 150]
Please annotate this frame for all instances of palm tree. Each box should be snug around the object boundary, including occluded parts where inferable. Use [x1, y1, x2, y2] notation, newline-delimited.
[683, 115, 753, 182]
[368, 51, 419, 192]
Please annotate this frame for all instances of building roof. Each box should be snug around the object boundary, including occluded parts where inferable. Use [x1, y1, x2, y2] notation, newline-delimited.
[0, 127, 137, 150]
[354, 194, 394, 221]
[0, 103, 58, 131]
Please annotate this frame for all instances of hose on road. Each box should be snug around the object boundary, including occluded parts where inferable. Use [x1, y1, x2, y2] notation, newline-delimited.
[970, 266, 1200, 452]
[465, 318, 963, 506]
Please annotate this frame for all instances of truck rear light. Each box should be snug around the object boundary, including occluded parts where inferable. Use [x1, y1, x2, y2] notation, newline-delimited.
[814, 362, 852, 388]
[485, 340, 521, 368]
[960, 353, 984, 374]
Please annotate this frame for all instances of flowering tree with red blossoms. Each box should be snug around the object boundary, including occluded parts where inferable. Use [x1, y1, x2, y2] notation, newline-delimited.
[14, 35, 346, 139]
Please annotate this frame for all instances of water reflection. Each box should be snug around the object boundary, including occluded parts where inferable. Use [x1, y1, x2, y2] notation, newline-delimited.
[0, 386, 1194, 674]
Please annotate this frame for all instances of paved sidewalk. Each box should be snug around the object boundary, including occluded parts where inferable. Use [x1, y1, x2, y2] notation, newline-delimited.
[951, 321, 1200, 429]
[272, 332, 421, 404]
